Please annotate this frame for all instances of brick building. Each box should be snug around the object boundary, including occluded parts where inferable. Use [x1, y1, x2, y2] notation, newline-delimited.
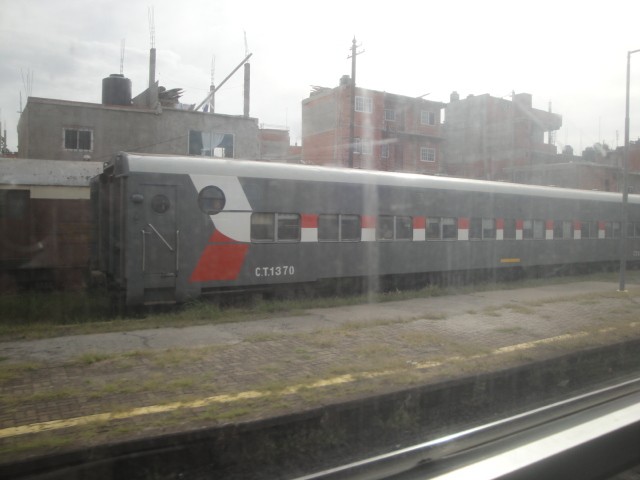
[301, 76, 445, 173]
[442, 92, 562, 180]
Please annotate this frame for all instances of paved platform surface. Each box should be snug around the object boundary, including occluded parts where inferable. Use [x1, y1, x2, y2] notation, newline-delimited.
[1, 278, 640, 463]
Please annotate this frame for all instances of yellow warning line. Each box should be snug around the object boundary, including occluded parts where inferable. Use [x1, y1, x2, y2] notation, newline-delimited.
[1, 324, 636, 440]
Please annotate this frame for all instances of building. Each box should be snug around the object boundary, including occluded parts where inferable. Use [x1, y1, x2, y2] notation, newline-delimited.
[17, 95, 263, 163]
[17, 48, 291, 163]
[442, 92, 562, 180]
[302, 76, 445, 173]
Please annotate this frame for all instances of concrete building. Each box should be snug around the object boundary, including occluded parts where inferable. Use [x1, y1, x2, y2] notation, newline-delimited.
[442, 92, 562, 180]
[17, 95, 262, 163]
[17, 47, 291, 163]
[302, 76, 445, 173]
[505, 141, 640, 193]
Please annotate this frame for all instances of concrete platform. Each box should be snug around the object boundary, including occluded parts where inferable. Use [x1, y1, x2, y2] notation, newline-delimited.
[1, 277, 640, 473]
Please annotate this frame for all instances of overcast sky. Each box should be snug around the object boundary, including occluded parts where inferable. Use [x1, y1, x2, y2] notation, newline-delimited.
[1, 0, 640, 154]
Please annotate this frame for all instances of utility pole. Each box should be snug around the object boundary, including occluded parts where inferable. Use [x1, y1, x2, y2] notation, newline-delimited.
[347, 37, 364, 168]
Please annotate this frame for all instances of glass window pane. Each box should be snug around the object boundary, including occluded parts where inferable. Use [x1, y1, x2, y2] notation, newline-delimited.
[469, 218, 482, 240]
[523, 220, 533, 239]
[318, 214, 339, 241]
[64, 129, 77, 149]
[442, 217, 457, 239]
[341, 215, 361, 241]
[251, 213, 275, 242]
[198, 186, 226, 215]
[426, 218, 441, 240]
[503, 219, 516, 240]
[277, 214, 300, 241]
[78, 130, 92, 150]
[533, 220, 545, 239]
[377, 215, 394, 240]
[396, 216, 413, 240]
[482, 218, 496, 239]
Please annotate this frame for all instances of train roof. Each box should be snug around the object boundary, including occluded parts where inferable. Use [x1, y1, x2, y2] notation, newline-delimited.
[113, 152, 638, 205]
[1, 158, 103, 187]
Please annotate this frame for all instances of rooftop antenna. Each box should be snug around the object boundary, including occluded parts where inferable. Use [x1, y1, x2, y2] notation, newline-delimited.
[21, 68, 33, 97]
[207, 55, 216, 113]
[148, 7, 155, 48]
[243, 31, 251, 117]
[147, 6, 158, 108]
[120, 39, 126, 75]
[347, 37, 364, 168]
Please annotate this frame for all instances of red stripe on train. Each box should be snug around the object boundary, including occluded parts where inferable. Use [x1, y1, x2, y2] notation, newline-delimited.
[190, 243, 250, 282]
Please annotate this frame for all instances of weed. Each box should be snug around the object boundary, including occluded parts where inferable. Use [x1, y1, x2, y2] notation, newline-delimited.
[75, 351, 114, 365]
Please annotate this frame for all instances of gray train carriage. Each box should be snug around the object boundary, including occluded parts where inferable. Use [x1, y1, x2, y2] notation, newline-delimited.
[90, 152, 640, 306]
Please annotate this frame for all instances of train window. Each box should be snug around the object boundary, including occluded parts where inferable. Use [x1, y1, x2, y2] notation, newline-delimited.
[522, 220, 533, 239]
[469, 218, 482, 240]
[251, 213, 275, 242]
[318, 214, 339, 241]
[341, 215, 361, 241]
[377, 215, 395, 240]
[533, 220, 545, 239]
[635, 222, 640, 238]
[395, 216, 413, 240]
[581, 221, 597, 239]
[554, 220, 572, 239]
[442, 217, 457, 240]
[151, 194, 171, 214]
[503, 219, 516, 240]
[198, 186, 226, 215]
[276, 214, 301, 242]
[604, 222, 622, 238]
[319, 214, 361, 242]
[426, 217, 441, 240]
[470, 218, 496, 240]
[482, 218, 496, 239]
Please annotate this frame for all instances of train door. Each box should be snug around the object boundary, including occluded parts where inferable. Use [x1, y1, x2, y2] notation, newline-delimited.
[142, 185, 178, 293]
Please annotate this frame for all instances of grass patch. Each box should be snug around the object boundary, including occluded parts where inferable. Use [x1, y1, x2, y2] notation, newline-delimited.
[0, 362, 44, 385]
[2, 271, 640, 341]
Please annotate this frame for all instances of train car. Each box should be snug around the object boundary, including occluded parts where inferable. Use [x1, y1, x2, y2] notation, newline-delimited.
[0, 158, 103, 291]
[91, 152, 640, 306]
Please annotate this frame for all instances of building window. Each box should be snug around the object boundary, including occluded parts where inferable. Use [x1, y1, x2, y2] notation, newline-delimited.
[420, 110, 436, 126]
[188, 130, 234, 158]
[420, 147, 436, 162]
[354, 138, 372, 155]
[355, 96, 373, 113]
[381, 144, 389, 159]
[384, 109, 396, 121]
[63, 128, 92, 151]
